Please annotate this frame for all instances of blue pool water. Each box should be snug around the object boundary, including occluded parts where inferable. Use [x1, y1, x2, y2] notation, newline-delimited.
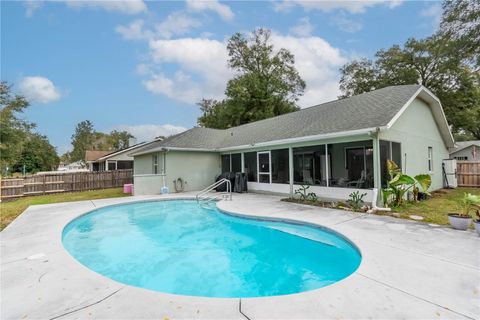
[62, 200, 361, 298]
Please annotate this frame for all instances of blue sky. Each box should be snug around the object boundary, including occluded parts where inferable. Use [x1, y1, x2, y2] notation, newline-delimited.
[1, 0, 442, 154]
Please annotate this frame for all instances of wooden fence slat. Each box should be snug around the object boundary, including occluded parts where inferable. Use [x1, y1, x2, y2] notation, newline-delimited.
[1, 169, 133, 200]
[457, 161, 480, 187]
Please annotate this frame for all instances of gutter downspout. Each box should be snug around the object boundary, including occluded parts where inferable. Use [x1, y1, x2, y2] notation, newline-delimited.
[369, 127, 391, 213]
[161, 148, 169, 193]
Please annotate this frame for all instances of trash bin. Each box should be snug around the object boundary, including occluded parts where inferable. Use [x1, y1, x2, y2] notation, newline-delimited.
[123, 184, 133, 194]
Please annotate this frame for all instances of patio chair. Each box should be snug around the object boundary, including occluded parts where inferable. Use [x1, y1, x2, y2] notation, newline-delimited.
[346, 170, 366, 188]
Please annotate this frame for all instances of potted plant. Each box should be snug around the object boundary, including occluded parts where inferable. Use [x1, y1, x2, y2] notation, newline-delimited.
[448, 193, 480, 231]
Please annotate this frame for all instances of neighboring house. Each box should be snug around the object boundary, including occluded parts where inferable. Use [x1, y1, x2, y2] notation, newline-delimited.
[86, 139, 163, 172]
[85, 150, 112, 171]
[130, 85, 454, 203]
[449, 141, 480, 161]
[57, 160, 87, 172]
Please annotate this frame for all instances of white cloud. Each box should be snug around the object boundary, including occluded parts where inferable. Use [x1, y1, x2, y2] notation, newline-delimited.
[289, 17, 314, 37]
[24, 1, 42, 17]
[115, 19, 152, 40]
[19, 76, 61, 104]
[420, 3, 443, 31]
[141, 33, 346, 107]
[116, 13, 201, 41]
[186, 0, 234, 21]
[270, 33, 347, 106]
[330, 13, 363, 33]
[273, 0, 403, 14]
[64, 0, 147, 15]
[144, 37, 232, 103]
[155, 12, 201, 39]
[114, 124, 187, 141]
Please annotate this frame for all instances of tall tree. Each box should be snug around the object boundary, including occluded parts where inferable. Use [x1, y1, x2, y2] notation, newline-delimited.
[108, 130, 134, 149]
[338, 2, 480, 139]
[0, 82, 35, 173]
[198, 28, 305, 129]
[68, 121, 135, 162]
[13, 133, 60, 173]
[440, 0, 480, 68]
[70, 120, 95, 162]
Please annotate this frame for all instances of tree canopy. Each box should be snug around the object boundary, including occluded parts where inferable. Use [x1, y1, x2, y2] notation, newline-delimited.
[0, 81, 59, 174]
[67, 120, 134, 162]
[198, 28, 305, 129]
[338, 0, 480, 140]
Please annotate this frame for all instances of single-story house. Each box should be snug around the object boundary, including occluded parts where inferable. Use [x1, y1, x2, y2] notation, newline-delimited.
[86, 139, 162, 171]
[130, 85, 455, 204]
[449, 141, 480, 161]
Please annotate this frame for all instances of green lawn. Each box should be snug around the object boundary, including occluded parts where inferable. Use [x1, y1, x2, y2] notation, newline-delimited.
[391, 187, 480, 225]
[0, 188, 130, 231]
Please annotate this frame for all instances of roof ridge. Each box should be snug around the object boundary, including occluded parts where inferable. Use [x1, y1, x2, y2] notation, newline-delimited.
[223, 84, 422, 132]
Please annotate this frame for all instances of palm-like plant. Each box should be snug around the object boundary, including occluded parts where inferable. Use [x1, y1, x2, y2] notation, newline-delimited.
[382, 160, 432, 207]
[459, 193, 480, 217]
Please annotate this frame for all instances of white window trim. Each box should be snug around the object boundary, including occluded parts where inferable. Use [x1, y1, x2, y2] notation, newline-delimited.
[428, 146, 433, 173]
[153, 154, 158, 174]
[257, 151, 271, 184]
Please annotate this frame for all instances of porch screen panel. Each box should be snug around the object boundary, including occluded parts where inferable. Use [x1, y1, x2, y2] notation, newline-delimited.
[271, 149, 289, 184]
[117, 160, 133, 170]
[380, 140, 402, 187]
[328, 140, 373, 189]
[221, 155, 230, 173]
[293, 145, 327, 186]
[231, 153, 242, 173]
[244, 152, 257, 182]
[392, 142, 401, 167]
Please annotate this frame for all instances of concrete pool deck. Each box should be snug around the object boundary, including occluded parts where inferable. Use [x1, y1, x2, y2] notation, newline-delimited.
[1, 193, 479, 319]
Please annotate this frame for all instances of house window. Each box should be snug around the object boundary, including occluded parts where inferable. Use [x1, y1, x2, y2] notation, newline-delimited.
[108, 162, 117, 171]
[454, 156, 468, 160]
[153, 154, 158, 174]
[428, 147, 433, 172]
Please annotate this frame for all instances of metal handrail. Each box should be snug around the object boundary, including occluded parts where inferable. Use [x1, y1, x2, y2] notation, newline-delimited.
[196, 178, 232, 205]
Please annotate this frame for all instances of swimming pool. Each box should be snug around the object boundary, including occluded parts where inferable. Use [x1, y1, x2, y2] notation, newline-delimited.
[62, 200, 361, 298]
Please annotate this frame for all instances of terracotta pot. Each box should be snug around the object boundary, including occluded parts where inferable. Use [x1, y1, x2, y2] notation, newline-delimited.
[448, 213, 472, 231]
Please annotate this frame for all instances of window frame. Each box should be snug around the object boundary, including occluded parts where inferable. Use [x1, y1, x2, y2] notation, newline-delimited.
[257, 151, 272, 184]
[428, 146, 433, 173]
[152, 154, 158, 174]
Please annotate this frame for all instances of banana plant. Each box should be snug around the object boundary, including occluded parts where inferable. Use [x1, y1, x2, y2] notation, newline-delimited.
[382, 160, 432, 207]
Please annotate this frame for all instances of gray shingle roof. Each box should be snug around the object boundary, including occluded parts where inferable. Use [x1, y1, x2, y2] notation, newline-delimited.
[134, 85, 423, 154]
[450, 140, 480, 153]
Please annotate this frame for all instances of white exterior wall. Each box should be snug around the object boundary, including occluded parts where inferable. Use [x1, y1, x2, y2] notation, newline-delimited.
[164, 151, 221, 192]
[133, 151, 221, 195]
[379, 98, 450, 191]
[248, 182, 374, 203]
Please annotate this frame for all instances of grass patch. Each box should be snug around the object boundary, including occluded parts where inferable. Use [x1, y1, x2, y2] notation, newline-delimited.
[391, 187, 480, 225]
[0, 188, 130, 231]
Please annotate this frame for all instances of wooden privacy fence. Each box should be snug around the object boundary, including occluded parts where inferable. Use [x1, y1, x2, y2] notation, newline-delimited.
[0, 170, 133, 200]
[456, 161, 480, 187]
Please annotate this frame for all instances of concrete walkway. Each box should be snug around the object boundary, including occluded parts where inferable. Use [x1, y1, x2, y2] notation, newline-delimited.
[1, 193, 479, 319]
